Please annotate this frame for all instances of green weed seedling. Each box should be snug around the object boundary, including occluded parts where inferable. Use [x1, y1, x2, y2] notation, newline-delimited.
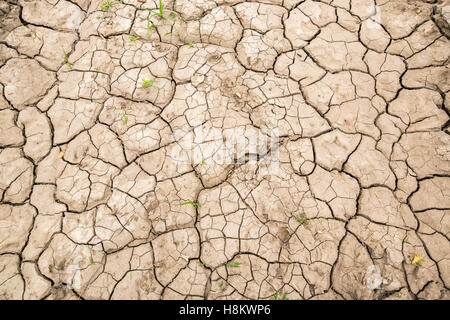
[227, 262, 241, 268]
[141, 78, 158, 89]
[122, 113, 128, 124]
[62, 47, 72, 68]
[218, 281, 223, 287]
[195, 156, 205, 177]
[292, 212, 314, 225]
[146, 19, 155, 39]
[147, 0, 193, 45]
[154, 0, 165, 18]
[149, 0, 177, 19]
[180, 201, 202, 207]
[272, 291, 279, 300]
[272, 290, 287, 300]
[226, 170, 233, 178]
[197, 155, 205, 167]
[100, 1, 114, 11]
[129, 35, 140, 42]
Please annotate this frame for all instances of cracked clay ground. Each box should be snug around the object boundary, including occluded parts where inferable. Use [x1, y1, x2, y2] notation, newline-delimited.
[0, 0, 449, 301]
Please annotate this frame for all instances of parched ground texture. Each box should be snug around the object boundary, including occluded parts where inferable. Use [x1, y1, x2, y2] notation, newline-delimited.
[0, 0, 449, 300]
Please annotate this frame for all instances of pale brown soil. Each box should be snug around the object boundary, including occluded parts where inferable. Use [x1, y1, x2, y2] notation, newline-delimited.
[0, 0, 449, 300]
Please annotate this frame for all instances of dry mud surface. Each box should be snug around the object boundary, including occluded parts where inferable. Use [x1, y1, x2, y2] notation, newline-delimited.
[0, 0, 449, 300]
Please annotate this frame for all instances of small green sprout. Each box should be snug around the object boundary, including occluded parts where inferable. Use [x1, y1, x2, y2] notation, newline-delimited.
[94, 67, 100, 72]
[292, 212, 314, 225]
[157, 0, 164, 17]
[149, 0, 177, 19]
[186, 40, 194, 48]
[141, 78, 158, 89]
[218, 281, 223, 287]
[129, 35, 140, 42]
[404, 236, 409, 243]
[296, 217, 314, 224]
[89, 257, 94, 265]
[100, 1, 114, 11]
[198, 262, 205, 267]
[227, 262, 241, 268]
[146, 0, 192, 45]
[197, 155, 205, 167]
[62, 47, 72, 68]
[146, 19, 154, 39]
[122, 113, 128, 124]
[272, 291, 288, 300]
[180, 201, 202, 207]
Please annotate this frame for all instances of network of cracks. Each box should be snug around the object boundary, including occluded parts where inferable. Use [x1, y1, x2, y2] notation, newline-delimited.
[0, 0, 449, 300]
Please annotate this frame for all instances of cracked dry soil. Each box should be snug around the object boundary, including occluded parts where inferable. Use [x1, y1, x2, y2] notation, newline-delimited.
[0, 0, 449, 300]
